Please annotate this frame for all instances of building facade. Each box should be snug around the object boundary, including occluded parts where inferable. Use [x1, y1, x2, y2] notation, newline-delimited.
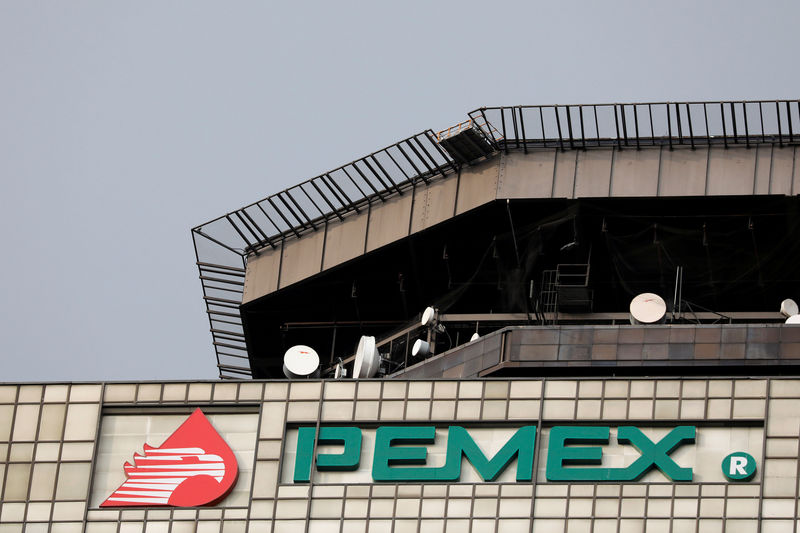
[4, 100, 800, 532]
[1, 377, 798, 533]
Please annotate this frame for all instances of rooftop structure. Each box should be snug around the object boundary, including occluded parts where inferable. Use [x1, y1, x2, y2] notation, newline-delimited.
[192, 100, 800, 379]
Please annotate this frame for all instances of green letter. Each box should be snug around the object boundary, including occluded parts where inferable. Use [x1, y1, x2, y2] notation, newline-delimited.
[546, 426, 612, 481]
[317, 426, 362, 472]
[293, 426, 317, 483]
[441, 426, 536, 481]
[372, 426, 436, 481]
[293, 426, 363, 482]
[615, 426, 695, 481]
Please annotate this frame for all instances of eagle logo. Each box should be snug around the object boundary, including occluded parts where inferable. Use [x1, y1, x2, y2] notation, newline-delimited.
[101, 409, 238, 507]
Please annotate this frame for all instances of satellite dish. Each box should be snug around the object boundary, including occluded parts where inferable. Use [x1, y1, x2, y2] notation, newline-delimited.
[354, 336, 381, 378]
[781, 299, 799, 318]
[412, 339, 430, 357]
[786, 314, 800, 325]
[470, 332, 480, 342]
[282, 345, 320, 379]
[629, 293, 667, 325]
[334, 362, 347, 379]
[421, 307, 436, 327]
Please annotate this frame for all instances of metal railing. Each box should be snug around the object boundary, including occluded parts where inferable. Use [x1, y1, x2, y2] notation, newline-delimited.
[194, 130, 456, 256]
[469, 100, 800, 153]
[192, 130, 457, 378]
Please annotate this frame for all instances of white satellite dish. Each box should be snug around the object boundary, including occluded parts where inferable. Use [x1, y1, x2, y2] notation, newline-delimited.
[470, 332, 480, 342]
[421, 306, 436, 327]
[282, 345, 320, 379]
[629, 293, 667, 325]
[334, 362, 347, 379]
[412, 339, 430, 357]
[786, 314, 800, 325]
[781, 299, 799, 318]
[354, 336, 381, 378]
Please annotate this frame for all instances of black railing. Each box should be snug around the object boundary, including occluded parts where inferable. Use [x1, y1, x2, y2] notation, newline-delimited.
[469, 100, 800, 153]
[195, 130, 456, 256]
[192, 130, 456, 378]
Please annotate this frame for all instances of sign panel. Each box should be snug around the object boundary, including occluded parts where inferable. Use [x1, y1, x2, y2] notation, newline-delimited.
[92, 410, 257, 508]
[282, 425, 763, 485]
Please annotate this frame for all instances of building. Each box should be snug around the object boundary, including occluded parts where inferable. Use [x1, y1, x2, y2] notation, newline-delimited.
[2, 100, 800, 533]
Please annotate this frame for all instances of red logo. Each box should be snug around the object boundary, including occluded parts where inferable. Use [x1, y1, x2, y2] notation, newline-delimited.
[101, 409, 238, 507]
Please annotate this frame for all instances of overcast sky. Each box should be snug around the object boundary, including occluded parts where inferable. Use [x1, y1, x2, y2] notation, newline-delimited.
[1, 1, 798, 381]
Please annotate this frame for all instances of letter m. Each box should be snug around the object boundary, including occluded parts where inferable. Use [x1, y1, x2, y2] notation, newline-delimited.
[444, 426, 536, 482]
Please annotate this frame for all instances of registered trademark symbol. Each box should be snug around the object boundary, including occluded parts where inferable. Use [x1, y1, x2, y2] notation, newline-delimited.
[722, 452, 756, 481]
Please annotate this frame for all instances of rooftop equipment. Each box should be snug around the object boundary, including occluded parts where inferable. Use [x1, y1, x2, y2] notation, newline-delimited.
[282, 345, 321, 379]
[353, 336, 381, 378]
[630, 293, 668, 325]
[435, 119, 499, 165]
[780, 299, 799, 318]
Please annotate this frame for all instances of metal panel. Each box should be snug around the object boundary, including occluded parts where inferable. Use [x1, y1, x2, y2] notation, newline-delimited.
[793, 146, 800, 195]
[658, 147, 708, 197]
[754, 145, 773, 195]
[242, 249, 282, 304]
[278, 230, 326, 288]
[551, 150, 578, 198]
[496, 150, 556, 199]
[610, 147, 660, 197]
[574, 148, 613, 198]
[455, 158, 500, 215]
[410, 177, 459, 233]
[322, 214, 369, 270]
[706, 147, 757, 196]
[366, 194, 413, 252]
[770, 146, 795, 195]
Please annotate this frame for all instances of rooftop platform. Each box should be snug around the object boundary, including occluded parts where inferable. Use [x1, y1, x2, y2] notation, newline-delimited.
[394, 323, 800, 380]
[192, 100, 800, 378]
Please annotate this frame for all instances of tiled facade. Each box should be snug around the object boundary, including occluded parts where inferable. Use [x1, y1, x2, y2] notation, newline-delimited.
[1, 378, 799, 532]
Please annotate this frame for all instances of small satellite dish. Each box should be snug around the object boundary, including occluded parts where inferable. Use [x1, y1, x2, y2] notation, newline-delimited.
[629, 293, 667, 325]
[282, 345, 320, 379]
[354, 336, 381, 378]
[412, 339, 430, 357]
[421, 306, 437, 327]
[470, 332, 480, 342]
[781, 299, 799, 318]
[786, 314, 800, 325]
[334, 362, 347, 379]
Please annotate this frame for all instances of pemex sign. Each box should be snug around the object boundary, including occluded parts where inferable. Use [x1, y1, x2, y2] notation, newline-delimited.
[292, 425, 701, 483]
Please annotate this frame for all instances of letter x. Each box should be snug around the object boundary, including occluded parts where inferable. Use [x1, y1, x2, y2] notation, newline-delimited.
[615, 426, 696, 481]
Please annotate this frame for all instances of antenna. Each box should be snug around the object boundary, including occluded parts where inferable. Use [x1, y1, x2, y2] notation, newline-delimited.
[780, 299, 799, 318]
[334, 361, 346, 379]
[412, 339, 432, 358]
[282, 345, 321, 379]
[421, 306, 436, 327]
[672, 266, 684, 320]
[353, 336, 381, 378]
[629, 293, 667, 325]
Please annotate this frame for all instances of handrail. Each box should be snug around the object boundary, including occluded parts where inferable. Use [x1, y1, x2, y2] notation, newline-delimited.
[468, 100, 800, 153]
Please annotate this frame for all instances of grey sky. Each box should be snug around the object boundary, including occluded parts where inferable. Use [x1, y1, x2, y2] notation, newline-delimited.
[1, 1, 798, 381]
